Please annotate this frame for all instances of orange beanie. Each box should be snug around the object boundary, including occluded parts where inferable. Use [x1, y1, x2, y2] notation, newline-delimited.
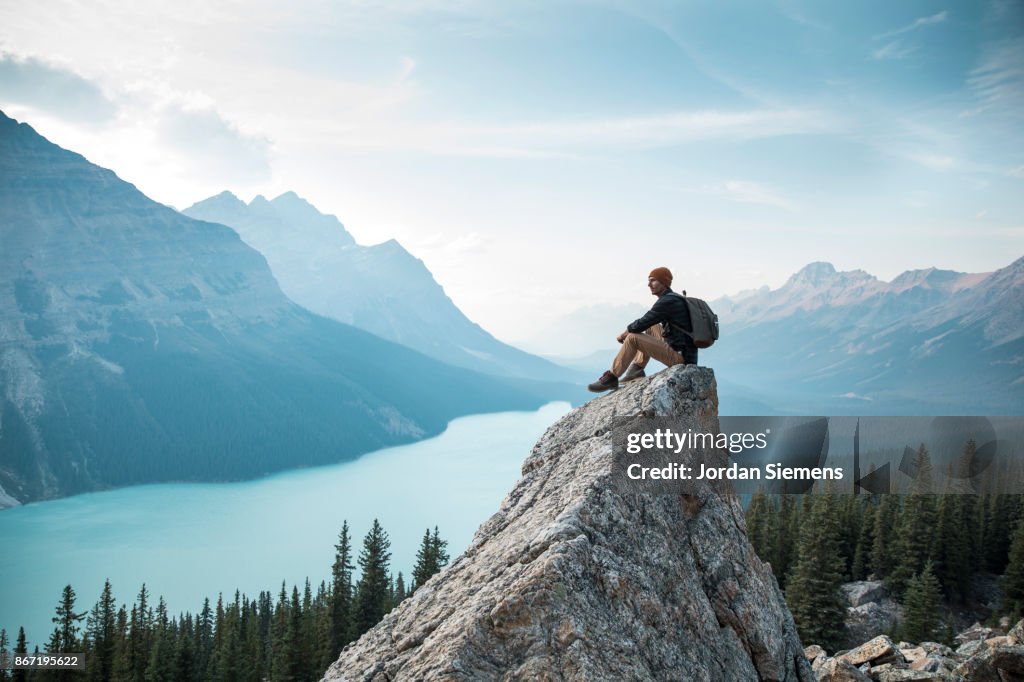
[649, 267, 673, 288]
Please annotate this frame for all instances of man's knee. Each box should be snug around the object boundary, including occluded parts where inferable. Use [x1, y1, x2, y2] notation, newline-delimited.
[624, 332, 644, 346]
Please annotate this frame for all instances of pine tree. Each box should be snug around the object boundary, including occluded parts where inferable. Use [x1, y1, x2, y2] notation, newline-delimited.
[110, 606, 131, 682]
[931, 472, 969, 601]
[785, 486, 847, 651]
[52, 584, 87, 652]
[313, 583, 334, 674]
[256, 591, 274, 677]
[195, 597, 214, 679]
[174, 614, 198, 682]
[431, 526, 450, 570]
[211, 597, 241, 682]
[773, 493, 798, 588]
[411, 528, 435, 590]
[145, 597, 175, 682]
[888, 445, 937, 597]
[1003, 514, 1024, 620]
[851, 497, 876, 581]
[300, 580, 315, 680]
[386, 573, 396, 613]
[270, 585, 304, 682]
[354, 520, 392, 636]
[746, 488, 772, 562]
[42, 626, 65, 682]
[871, 493, 899, 578]
[129, 585, 153, 682]
[986, 494, 1015, 573]
[394, 573, 407, 605]
[412, 526, 450, 592]
[901, 561, 942, 643]
[287, 586, 304, 682]
[12, 628, 27, 682]
[836, 493, 859, 580]
[329, 521, 354, 658]
[0, 629, 10, 682]
[240, 601, 263, 682]
[270, 583, 289, 682]
[85, 579, 118, 682]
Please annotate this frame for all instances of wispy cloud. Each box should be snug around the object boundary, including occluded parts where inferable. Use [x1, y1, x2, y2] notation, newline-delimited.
[397, 56, 417, 82]
[876, 11, 948, 40]
[904, 153, 956, 171]
[872, 11, 948, 61]
[337, 107, 837, 159]
[697, 180, 799, 211]
[871, 41, 917, 61]
[966, 38, 1024, 117]
[0, 52, 117, 124]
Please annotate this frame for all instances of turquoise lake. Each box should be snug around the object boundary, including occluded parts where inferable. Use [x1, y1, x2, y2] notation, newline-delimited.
[0, 402, 571, 647]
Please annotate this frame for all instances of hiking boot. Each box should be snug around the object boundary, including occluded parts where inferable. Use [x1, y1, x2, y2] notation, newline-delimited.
[620, 363, 646, 382]
[587, 371, 619, 393]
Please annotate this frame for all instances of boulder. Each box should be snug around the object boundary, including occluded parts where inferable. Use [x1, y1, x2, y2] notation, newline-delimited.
[956, 622, 1004, 644]
[845, 600, 902, 648]
[954, 646, 1005, 682]
[1009, 619, 1024, 645]
[813, 657, 871, 681]
[918, 643, 954, 657]
[989, 644, 1024, 675]
[957, 639, 988, 658]
[839, 636, 904, 667]
[871, 670, 945, 681]
[841, 581, 888, 608]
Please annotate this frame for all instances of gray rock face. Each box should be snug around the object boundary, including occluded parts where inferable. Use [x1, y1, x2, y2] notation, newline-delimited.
[844, 599, 902, 649]
[841, 581, 887, 608]
[324, 366, 813, 681]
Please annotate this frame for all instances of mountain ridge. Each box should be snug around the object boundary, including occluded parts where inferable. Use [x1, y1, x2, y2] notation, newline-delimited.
[711, 257, 1023, 413]
[183, 191, 583, 383]
[0, 110, 557, 507]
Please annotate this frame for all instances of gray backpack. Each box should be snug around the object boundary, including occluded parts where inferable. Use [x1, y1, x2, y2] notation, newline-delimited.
[668, 292, 719, 349]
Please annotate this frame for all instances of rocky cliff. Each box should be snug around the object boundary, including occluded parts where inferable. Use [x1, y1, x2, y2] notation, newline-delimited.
[324, 365, 813, 681]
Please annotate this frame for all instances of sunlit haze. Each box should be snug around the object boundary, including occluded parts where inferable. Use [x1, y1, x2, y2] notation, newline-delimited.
[2, 0, 1021, 342]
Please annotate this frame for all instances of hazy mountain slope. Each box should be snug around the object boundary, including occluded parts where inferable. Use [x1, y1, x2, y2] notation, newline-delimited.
[711, 260, 1023, 414]
[0, 111, 554, 506]
[183, 192, 583, 382]
[516, 260, 1022, 414]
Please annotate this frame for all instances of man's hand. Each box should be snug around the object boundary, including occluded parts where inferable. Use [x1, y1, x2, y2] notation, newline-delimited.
[616, 330, 629, 344]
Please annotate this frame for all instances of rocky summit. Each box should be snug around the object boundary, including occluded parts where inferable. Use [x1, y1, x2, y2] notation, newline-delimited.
[324, 365, 813, 681]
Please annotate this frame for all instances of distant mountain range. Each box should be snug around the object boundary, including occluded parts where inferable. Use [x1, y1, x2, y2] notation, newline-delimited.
[183, 192, 582, 383]
[713, 260, 1023, 414]
[0, 111, 566, 507]
[529, 261, 1023, 415]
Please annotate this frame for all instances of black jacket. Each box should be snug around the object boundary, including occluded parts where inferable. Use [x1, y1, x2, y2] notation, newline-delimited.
[626, 289, 698, 364]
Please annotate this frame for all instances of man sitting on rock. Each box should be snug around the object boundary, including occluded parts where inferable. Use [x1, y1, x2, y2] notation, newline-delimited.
[588, 267, 698, 393]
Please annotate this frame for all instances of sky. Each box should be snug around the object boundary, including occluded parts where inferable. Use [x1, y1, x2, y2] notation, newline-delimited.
[1, 0, 1022, 343]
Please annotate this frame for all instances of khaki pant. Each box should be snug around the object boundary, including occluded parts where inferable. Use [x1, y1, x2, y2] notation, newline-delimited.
[611, 324, 685, 376]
